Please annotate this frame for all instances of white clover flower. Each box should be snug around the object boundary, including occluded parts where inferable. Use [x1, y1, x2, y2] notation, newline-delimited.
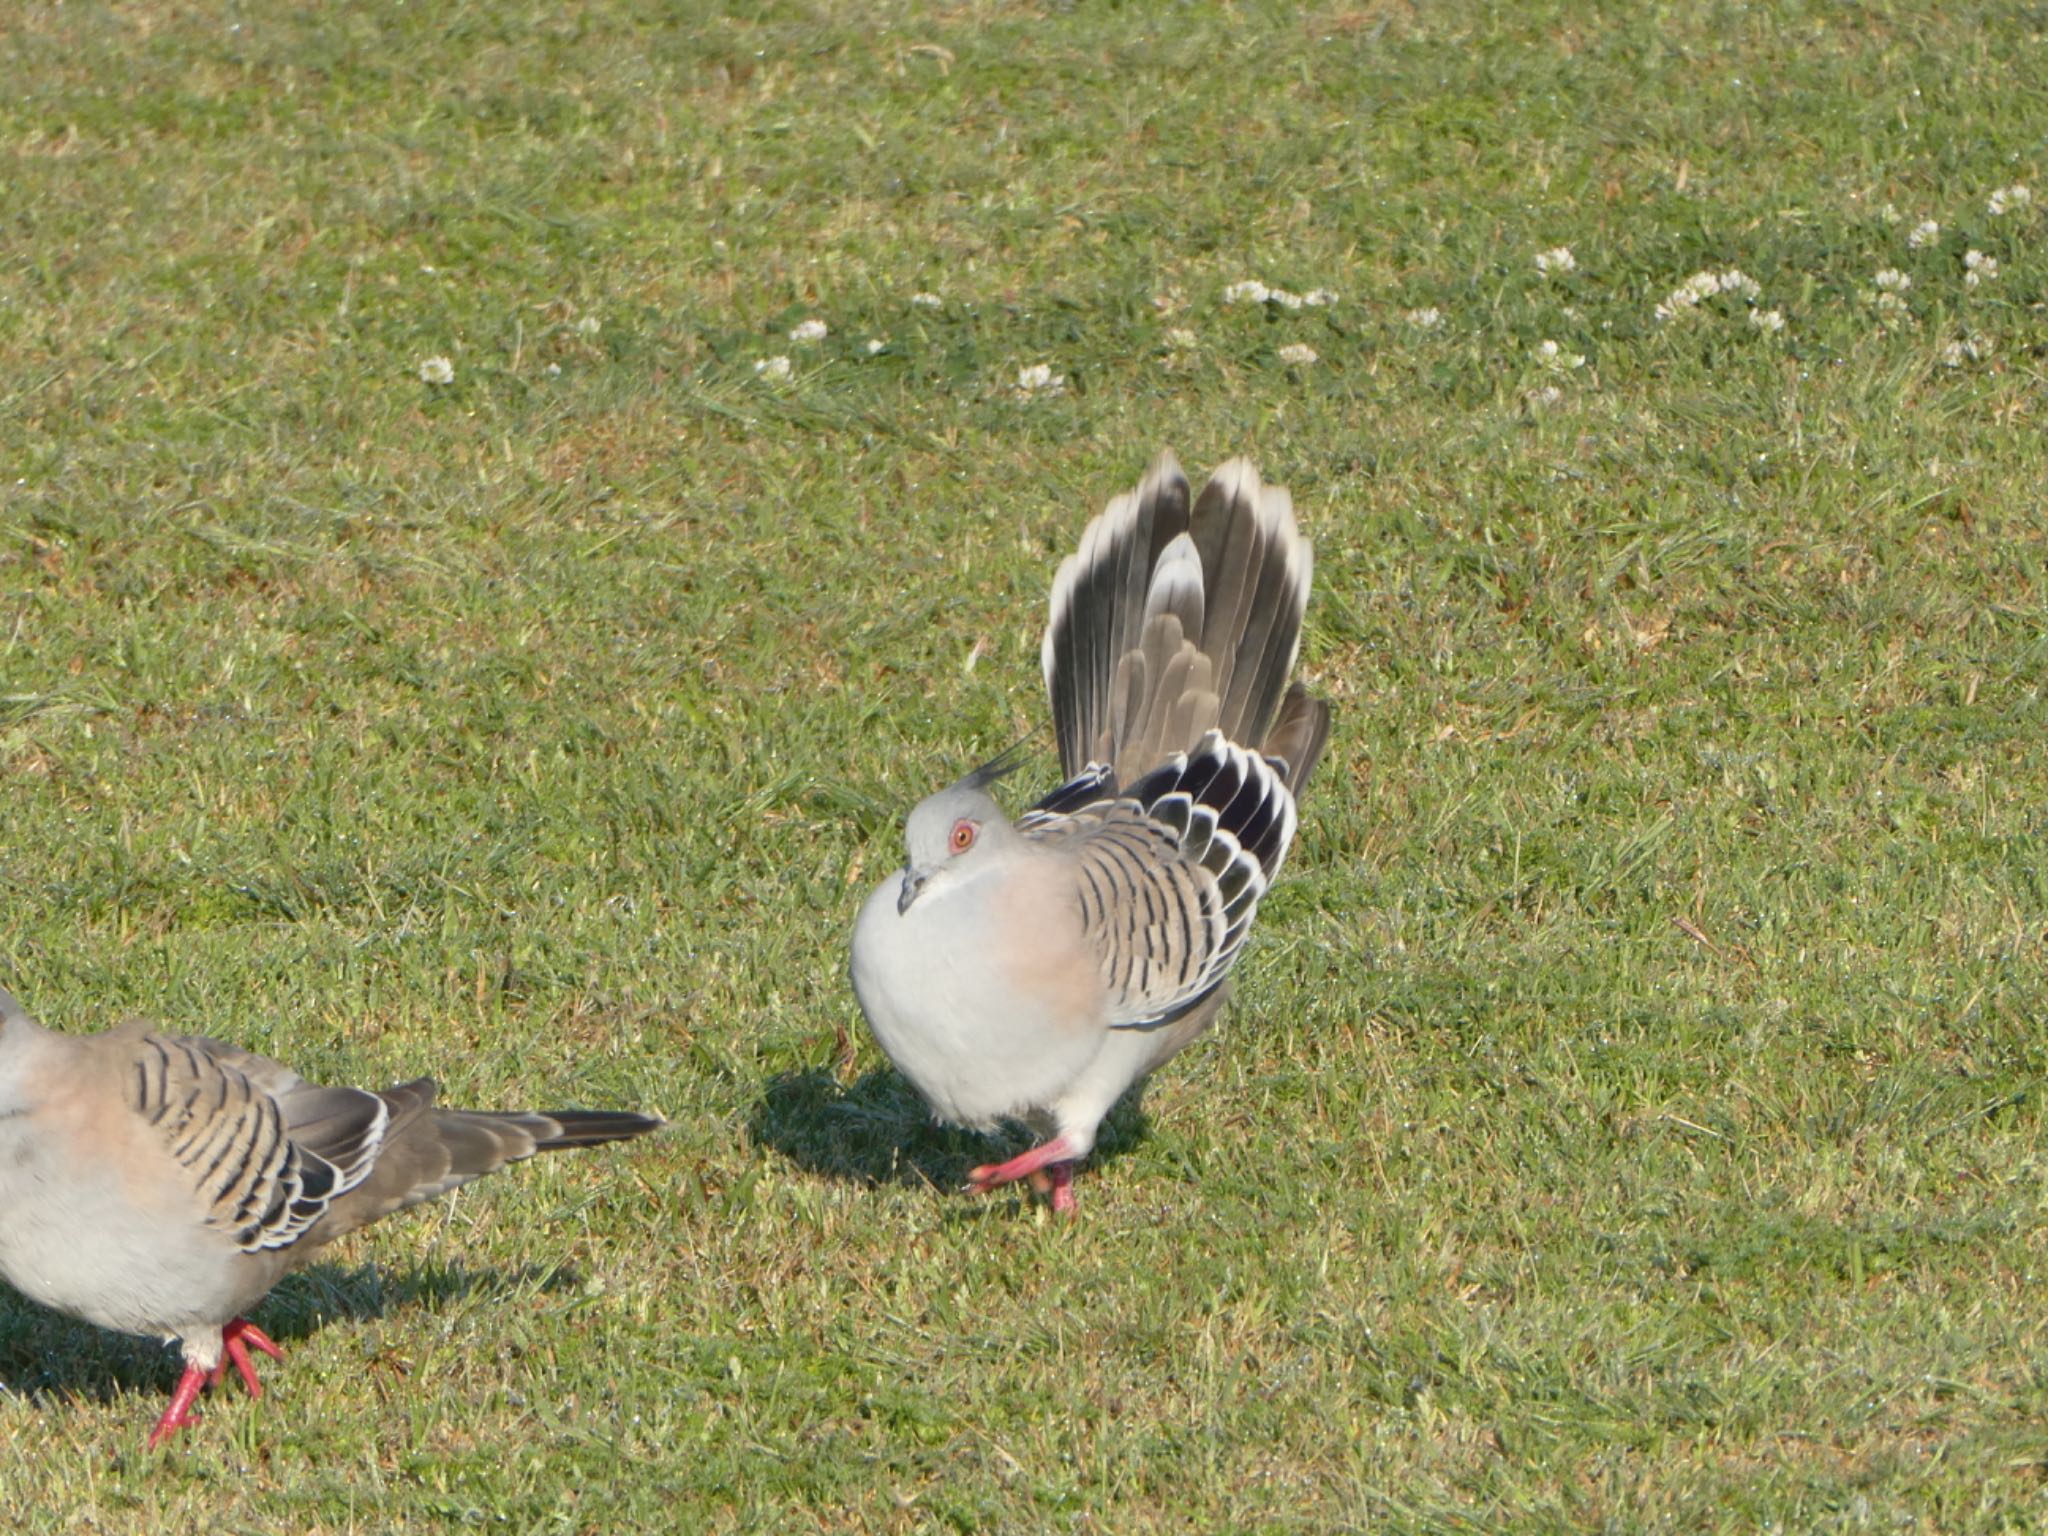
[1015, 362, 1066, 396]
[574, 315, 602, 337]
[1165, 327, 1198, 349]
[1534, 339, 1585, 371]
[1535, 246, 1577, 277]
[1303, 289, 1340, 307]
[1406, 306, 1444, 330]
[544, 362, 562, 377]
[417, 356, 454, 385]
[1987, 184, 2032, 216]
[1657, 274, 1707, 320]
[865, 337, 888, 355]
[1907, 220, 1941, 249]
[753, 355, 793, 381]
[1525, 384, 1564, 410]
[910, 291, 943, 309]
[1275, 342, 1319, 366]
[789, 318, 829, 343]
[1939, 333, 1995, 367]
[1749, 308, 1786, 334]
[1866, 271, 1912, 317]
[1963, 249, 1999, 288]
[1656, 268, 1762, 322]
[1222, 279, 1271, 305]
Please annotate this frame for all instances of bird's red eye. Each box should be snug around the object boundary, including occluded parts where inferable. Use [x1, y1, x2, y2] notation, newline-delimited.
[949, 819, 978, 854]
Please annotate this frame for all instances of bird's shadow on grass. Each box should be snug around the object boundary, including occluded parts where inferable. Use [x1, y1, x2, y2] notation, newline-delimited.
[0, 1259, 582, 1410]
[748, 1066, 1153, 1210]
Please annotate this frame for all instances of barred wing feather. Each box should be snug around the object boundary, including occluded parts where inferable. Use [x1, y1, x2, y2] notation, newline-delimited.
[1023, 732, 1299, 1030]
[133, 1035, 388, 1254]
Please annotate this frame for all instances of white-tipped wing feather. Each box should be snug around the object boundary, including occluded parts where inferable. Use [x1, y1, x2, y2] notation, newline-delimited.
[132, 1033, 388, 1253]
[1019, 732, 1297, 1030]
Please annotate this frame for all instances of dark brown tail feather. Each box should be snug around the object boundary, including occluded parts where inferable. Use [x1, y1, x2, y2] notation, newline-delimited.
[1263, 682, 1332, 797]
[520, 1109, 668, 1149]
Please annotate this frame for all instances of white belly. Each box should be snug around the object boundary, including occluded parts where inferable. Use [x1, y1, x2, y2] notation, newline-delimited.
[851, 873, 1105, 1131]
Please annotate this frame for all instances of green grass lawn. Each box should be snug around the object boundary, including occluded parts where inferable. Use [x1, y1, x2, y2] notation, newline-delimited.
[3, 0, 2046, 1529]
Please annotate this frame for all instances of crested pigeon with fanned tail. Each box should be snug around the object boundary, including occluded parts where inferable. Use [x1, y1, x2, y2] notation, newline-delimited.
[0, 985, 661, 1448]
[851, 452, 1331, 1212]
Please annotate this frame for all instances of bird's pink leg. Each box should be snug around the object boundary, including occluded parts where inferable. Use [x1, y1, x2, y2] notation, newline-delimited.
[209, 1318, 286, 1397]
[969, 1134, 1081, 1212]
[146, 1363, 210, 1450]
[1047, 1160, 1077, 1214]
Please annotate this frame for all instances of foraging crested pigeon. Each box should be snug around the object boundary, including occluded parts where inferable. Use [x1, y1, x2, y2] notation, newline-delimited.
[851, 452, 1331, 1212]
[0, 986, 661, 1448]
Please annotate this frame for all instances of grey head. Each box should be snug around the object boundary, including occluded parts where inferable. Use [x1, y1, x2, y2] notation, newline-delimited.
[895, 759, 1028, 916]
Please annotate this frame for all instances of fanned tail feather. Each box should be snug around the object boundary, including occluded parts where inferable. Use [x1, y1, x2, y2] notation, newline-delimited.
[1040, 452, 1328, 793]
[1042, 453, 1196, 779]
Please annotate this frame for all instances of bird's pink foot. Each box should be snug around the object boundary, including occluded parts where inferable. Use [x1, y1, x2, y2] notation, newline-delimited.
[968, 1135, 1081, 1213]
[146, 1363, 210, 1450]
[149, 1319, 285, 1449]
[211, 1318, 286, 1397]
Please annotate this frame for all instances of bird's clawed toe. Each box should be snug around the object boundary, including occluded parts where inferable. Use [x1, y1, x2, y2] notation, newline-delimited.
[214, 1318, 286, 1398]
[967, 1136, 1082, 1214]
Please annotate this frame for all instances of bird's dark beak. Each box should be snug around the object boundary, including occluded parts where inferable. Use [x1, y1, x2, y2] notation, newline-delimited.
[897, 869, 927, 915]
